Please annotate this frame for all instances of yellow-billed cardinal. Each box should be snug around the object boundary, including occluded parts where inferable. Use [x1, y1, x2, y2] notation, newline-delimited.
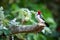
[35, 10, 52, 34]
[35, 10, 45, 23]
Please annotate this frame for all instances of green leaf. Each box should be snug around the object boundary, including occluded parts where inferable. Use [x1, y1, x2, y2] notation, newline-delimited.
[0, 30, 3, 35]
[16, 33, 26, 40]
[33, 34, 46, 40]
[3, 29, 11, 36]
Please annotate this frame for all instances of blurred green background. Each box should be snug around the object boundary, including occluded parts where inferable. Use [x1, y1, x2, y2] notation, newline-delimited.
[0, 0, 60, 40]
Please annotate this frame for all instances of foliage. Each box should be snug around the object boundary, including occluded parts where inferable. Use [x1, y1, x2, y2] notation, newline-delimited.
[0, 0, 58, 40]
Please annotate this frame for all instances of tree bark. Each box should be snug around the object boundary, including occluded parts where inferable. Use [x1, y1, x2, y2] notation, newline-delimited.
[9, 23, 45, 34]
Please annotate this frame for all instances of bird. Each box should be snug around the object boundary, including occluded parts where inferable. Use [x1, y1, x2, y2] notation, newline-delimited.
[35, 10, 45, 23]
[35, 10, 52, 34]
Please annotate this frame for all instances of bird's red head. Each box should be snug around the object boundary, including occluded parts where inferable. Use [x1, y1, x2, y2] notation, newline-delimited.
[38, 10, 41, 15]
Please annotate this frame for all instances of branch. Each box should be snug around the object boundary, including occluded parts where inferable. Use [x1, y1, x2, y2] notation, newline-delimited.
[9, 23, 45, 34]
